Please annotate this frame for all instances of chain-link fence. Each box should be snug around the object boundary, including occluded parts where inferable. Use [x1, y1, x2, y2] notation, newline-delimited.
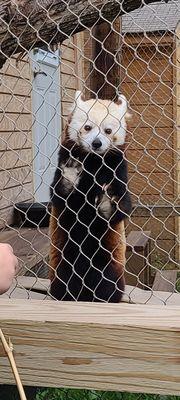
[0, 0, 179, 306]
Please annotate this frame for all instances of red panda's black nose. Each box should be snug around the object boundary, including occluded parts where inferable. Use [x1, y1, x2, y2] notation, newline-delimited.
[92, 138, 102, 150]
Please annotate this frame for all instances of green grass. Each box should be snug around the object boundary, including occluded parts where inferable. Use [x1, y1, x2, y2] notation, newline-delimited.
[35, 388, 180, 400]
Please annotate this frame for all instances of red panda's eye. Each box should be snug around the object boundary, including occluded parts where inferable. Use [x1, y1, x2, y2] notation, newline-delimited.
[84, 125, 92, 131]
[105, 128, 112, 135]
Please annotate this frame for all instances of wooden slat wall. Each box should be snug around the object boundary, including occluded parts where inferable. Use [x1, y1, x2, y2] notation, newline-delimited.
[0, 37, 81, 228]
[81, 31, 177, 263]
[175, 23, 180, 261]
[80, 32, 175, 204]
[0, 56, 33, 228]
[121, 37, 175, 205]
[61, 36, 81, 131]
[121, 34, 177, 263]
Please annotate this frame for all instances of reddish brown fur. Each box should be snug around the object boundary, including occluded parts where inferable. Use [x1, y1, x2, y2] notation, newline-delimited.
[49, 206, 67, 280]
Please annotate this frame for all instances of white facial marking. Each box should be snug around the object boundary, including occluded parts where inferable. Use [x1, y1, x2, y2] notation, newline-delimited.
[68, 91, 130, 153]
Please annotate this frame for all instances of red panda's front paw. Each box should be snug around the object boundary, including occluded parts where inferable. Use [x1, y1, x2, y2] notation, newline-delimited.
[95, 194, 115, 220]
[61, 160, 82, 194]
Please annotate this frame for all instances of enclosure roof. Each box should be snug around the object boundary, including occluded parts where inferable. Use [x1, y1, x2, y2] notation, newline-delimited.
[122, 0, 180, 33]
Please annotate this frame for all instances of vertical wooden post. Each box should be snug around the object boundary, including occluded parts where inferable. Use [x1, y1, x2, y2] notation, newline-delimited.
[84, 19, 121, 100]
[175, 22, 180, 261]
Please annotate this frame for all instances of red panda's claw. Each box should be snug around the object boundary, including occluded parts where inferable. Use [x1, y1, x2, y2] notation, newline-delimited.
[111, 195, 117, 203]
[102, 183, 109, 192]
[95, 196, 99, 206]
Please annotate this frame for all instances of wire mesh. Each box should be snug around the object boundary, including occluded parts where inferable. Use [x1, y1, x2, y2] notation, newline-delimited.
[0, 0, 179, 305]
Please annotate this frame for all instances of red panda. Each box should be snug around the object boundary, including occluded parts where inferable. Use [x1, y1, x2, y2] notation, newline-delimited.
[49, 91, 132, 302]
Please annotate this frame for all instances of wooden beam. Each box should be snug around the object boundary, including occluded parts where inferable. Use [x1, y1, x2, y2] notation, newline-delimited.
[87, 18, 121, 100]
[122, 32, 173, 47]
[0, 0, 166, 69]
[1, 300, 180, 394]
[175, 22, 180, 261]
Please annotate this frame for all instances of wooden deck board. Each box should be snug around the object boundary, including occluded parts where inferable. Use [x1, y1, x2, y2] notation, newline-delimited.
[0, 227, 50, 274]
[1, 300, 180, 393]
[152, 270, 178, 292]
[1, 276, 180, 305]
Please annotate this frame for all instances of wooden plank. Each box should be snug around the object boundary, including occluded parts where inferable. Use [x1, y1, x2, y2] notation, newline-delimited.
[0, 229, 18, 242]
[121, 81, 173, 106]
[0, 113, 32, 131]
[0, 227, 49, 252]
[61, 74, 78, 91]
[0, 182, 33, 209]
[130, 205, 180, 218]
[0, 148, 32, 170]
[127, 148, 173, 173]
[123, 285, 180, 305]
[126, 126, 174, 150]
[0, 226, 50, 274]
[0, 131, 32, 151]
[175, 23, 180, 261]
[123, 33, 173, 47]
[130, 194, 175, 207]
[62, 101, 73, 116]
[129, 104, 173, 129]
[19, 243, 49, 275]
[0, 93, 31, 113]
[126, 230, 151, 251]
[61, 59, 76, 75]
[1, 57, 30, 80]
[0, 166, 32, 190]
[61, 87, 76, 103]
[62, 38, 75, 49]
[0, 75, 32, 96]
[122, 56, 172, 83]
[74, 32, 84, 92]
[0, 288, 50, 300]
[1, 64, 30, 81]
[0, 276, 50, 300]
[0, 207, 16, 228]
[128, 172, 174, 196]
[125, 231, 151, 289]
[152, 270, 178, 292]
[1, 300, 180, 394]
[127, 215, 175, 241]
[1, 278, 180, 305]
[15, 276, 50, 292]
[61, 45, 75, 63]
[0, 276, 50, 299]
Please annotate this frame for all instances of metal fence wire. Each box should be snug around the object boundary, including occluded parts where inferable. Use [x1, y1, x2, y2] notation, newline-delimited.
[0, 0, 179, 305]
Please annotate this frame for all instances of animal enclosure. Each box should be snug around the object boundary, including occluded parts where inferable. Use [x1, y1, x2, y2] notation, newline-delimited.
[0, 0, 180, 395]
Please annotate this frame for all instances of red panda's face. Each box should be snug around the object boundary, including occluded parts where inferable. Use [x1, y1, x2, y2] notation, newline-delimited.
[68, 91, 130, 154]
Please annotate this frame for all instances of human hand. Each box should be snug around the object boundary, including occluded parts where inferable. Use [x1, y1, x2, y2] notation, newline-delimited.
[0, 243, 19, 294]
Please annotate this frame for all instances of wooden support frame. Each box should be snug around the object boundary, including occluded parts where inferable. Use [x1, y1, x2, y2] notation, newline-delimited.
[175, 22, 180, 262]
[1, 300, 180, 395]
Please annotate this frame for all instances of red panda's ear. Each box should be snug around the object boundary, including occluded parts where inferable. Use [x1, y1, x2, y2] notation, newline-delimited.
[116, 94, 132, 119]
[125, 111, 132, 120]
[71, 91, 86, 113]
[75, 90, 85, 103]
[116, 97, 122, 105]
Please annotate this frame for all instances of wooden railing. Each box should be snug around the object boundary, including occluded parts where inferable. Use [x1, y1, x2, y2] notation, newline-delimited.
[0, 299, 180, 395]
